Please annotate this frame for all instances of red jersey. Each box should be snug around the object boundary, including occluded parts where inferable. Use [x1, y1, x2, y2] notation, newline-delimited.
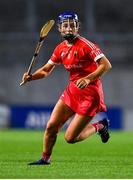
[49, 35, 104, 82]
[48, 35, 107, 116]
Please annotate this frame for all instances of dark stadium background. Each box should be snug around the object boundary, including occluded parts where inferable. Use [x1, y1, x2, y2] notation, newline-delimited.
[0, 1, 133, 179]
[0, 0, 133, 132]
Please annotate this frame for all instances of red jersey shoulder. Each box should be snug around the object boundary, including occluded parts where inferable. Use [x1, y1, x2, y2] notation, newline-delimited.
[50, 41, 66, 64]
[78, 36, 97, 51]
[54, 41, 66, 55]
[77, 36, 104, 61]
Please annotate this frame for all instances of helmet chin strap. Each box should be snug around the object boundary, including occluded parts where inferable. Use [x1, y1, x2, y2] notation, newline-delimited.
[62, 34, 76, 41]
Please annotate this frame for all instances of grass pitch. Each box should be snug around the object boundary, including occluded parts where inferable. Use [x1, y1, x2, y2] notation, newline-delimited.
[0, 129, 133, 179]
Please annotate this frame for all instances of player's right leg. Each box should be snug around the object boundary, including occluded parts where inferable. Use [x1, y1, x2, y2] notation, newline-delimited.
[28, 99, 74, 165]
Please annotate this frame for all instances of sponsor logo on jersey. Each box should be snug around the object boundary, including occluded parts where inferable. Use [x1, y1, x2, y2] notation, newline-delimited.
[64, 64, 82, 70]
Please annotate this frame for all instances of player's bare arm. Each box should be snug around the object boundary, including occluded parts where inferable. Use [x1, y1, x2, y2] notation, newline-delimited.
[76, 56, 112, 89]
[22, 62, 55, 82]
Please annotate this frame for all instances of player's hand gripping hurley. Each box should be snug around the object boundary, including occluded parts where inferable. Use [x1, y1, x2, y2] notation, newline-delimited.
[20, 20, 55, 86]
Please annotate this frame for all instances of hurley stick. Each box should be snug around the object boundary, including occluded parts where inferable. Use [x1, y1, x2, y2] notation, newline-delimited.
[20, 19, 55, 86]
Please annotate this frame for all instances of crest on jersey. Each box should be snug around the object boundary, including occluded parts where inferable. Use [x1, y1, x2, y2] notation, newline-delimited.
[61, 52, 65, 57]
[74, 51, 78, 56]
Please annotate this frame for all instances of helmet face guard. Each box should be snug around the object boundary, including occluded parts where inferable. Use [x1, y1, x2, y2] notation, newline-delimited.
[57, 12, 80, 41]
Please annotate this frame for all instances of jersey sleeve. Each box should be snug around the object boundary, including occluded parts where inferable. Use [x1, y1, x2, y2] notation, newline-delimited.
[85, 43, 105, 62]
[48, 45, 62, 65]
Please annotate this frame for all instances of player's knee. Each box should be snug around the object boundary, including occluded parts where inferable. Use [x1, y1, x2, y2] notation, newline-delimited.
[64, 134, 76, 144]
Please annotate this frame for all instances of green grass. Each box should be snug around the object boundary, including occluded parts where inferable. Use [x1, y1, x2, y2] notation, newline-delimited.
[0, 129, 133, 179]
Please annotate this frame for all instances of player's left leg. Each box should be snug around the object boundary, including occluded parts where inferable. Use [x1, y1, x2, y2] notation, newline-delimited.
[64, 114, 93, 143]
[74, 118, 110, 143]
[64, 114, 110, 143]
[74, 123, 96, 142]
